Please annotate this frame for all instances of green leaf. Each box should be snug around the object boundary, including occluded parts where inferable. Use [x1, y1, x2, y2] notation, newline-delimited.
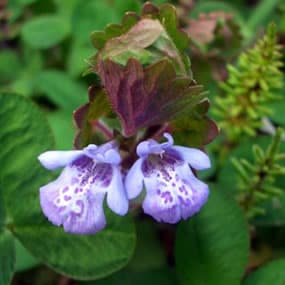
[243, 259, 285, 285]
[15, 239, 39, 272]
[21, 15, 70, 49]
[0, 51, 21, 84]
[35, 70, 87, 111]
[175, 190, 249, 285]
[8, 0, 39, 21]
[80, 267, 177, 285]
[253, 196, 285, 226]
[67, 41, 94, 77]
[47, 111, 75, 149]
[72, 0, 140, 44]
[0, 92, 55, 223]
[128, 221, 166, 271]
[0, 231, 15, 285]
[13, 212, 135, 280]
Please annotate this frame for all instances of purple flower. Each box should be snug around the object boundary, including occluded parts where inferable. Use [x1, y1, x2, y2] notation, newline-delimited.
[38, 141, 128, 234]
[125, 133, 210, 223]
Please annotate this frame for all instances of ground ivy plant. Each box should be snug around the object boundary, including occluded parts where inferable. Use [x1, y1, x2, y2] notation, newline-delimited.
[0, 1, 285, 285]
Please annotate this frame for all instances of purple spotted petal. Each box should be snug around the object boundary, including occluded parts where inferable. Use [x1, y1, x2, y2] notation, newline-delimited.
[136, 143, 209, 223]
[125, 158, 144, 199]
[40, 155, 116, 234]
[172, 146, 210, 170]
[106, 166, 128, 215]
[38, 150, 83, 170]
[62, 191, 106, 234]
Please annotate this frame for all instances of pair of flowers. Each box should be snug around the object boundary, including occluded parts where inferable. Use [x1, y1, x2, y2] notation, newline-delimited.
[38, 133, 210, 234]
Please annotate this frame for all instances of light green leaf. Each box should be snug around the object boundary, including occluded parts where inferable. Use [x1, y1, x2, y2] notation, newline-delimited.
[67, 41, 94, 78]
[243, 259, 285, 285]
[21, 15, 70, 49]
[0, 231, 15, 285]
[35, 70, 87, 111]
[175, 190, 249, 285]
[80, 267, 177, 285]
[71, 0, 140, 43]
[47, 111, 76, 149]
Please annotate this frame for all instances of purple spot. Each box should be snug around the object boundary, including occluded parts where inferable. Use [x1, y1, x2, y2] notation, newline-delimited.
[62, 186, 69, 193]
[64, 195, 72, 201]
[74, 188, 80, 194]
[71, 177, 79, 185]
[172, 183, 176, 187]
[178, 196, 191, 206]
[160, 191, 173, 204]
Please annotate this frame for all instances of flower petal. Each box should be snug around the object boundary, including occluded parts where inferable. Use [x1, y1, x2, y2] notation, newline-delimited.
[107, 166, 128, 215]
[40, 155, 109, 234]
[40, 181, 64, 226]
[172, 146, 211, 170]
[143, 189, 180, 224]
[125, 158, 144, 199]
[176, 163, 209, 219]
[63, 191, 106, 234]
[142, 165, 181, 224]
[38, 150, 83, 170]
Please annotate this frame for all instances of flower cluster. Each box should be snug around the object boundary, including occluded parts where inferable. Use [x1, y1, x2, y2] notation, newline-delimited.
[39, 133, 210, 234]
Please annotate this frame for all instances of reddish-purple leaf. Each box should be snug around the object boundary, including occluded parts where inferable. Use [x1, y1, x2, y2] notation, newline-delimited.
[97, 58, 204, 137]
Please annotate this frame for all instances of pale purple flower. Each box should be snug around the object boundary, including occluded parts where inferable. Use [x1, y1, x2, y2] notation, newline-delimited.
[125, 133, 210, 223]
[38, 141, 128, 234]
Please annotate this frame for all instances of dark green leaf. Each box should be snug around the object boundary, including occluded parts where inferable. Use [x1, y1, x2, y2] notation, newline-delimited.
[243, 259, 285, 285]
[0, 231, 15, 285]
[175, 190, 249, 285]
[0, 51, 21, 84]
[15, 239, 39, 272]
[13, 213, 135, 280]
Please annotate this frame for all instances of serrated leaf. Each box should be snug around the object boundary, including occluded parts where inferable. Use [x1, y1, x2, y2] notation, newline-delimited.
[243, 259, 285, 285]
[21, 15, 70, 49]
[175, 190, 249, 285]
[0, 231, 15, 285]
[91, 13, 140, 50]
[97, 58, 204, 136]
